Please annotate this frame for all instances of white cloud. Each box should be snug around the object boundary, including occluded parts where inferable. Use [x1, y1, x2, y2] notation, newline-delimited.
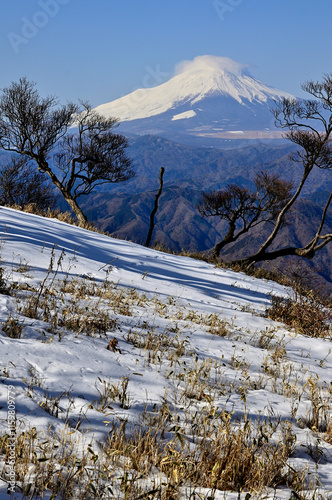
[174, 55, 250, 77]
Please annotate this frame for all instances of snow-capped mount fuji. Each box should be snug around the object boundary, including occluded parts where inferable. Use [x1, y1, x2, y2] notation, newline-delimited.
[95, 55, 294, 147]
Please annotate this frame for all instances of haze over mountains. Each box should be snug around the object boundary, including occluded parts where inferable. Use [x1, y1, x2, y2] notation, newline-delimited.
[95, 55, 294, 148]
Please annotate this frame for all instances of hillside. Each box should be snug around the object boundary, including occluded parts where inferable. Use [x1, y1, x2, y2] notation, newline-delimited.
[79, 137, 332, 295]
[0, 207, 331, 498]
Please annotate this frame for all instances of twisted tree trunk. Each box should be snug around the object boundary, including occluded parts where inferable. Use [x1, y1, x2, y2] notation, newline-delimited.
[145, 167, 165, 248]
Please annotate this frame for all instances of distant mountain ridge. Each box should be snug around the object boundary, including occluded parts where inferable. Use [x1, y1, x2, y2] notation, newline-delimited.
[78, 137, 332, 294]
[94, 55, 294, 147]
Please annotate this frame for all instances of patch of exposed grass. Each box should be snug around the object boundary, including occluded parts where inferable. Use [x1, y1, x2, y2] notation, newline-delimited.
[266, 292, 331, 338]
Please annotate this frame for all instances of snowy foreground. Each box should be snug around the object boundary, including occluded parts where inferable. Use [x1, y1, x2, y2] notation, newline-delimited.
[0, 207, 331, 499]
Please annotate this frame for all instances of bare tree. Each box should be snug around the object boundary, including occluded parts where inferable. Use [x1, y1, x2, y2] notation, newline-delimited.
[0, 156, 57, 210]
[54, 101, 134, 224]
[0, 78, 134, 225]
[145, 167, 165, 247]
[198, 171, 293, 259]
[231, 74, 332, 267]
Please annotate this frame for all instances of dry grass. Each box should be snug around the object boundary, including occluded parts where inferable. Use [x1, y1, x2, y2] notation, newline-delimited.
[1, 315, 23, 338]
[266, 292, 331, 338]
[94, 376, 132, 411]
[1, 234, 332, 498]
[0, 398, 311, 500]
[125, 327, 190, 367]
[13, 256, 121, 338]
[304, 375, 332, 436]
[0, 426, 116, 499]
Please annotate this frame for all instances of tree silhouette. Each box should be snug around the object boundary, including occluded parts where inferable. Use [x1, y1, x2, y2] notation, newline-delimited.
[198, 171, 292, 259]
[0, 78, 134, 225]
[233, 75, 332, 267]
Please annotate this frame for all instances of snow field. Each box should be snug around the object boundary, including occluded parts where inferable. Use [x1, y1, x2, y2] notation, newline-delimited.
[0, 207, 331, 499]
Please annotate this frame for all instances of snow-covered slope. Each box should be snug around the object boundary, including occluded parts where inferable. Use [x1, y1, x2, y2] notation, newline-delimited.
[95, 56, 294, 146]
[0, 207, 331, 498]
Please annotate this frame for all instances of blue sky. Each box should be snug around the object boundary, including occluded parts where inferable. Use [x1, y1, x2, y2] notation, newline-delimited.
[1, 0, 332, 106]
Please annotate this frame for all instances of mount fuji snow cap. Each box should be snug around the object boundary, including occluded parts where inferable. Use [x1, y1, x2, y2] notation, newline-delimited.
[94, 55, 293, 123]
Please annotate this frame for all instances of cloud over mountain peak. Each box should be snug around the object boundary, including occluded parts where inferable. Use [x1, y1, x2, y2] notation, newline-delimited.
[174, 55, 250, 77]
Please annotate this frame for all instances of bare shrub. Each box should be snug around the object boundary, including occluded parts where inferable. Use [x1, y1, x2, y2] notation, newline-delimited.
[1, 315, 23, 338]
[266, 292, 331, 338]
